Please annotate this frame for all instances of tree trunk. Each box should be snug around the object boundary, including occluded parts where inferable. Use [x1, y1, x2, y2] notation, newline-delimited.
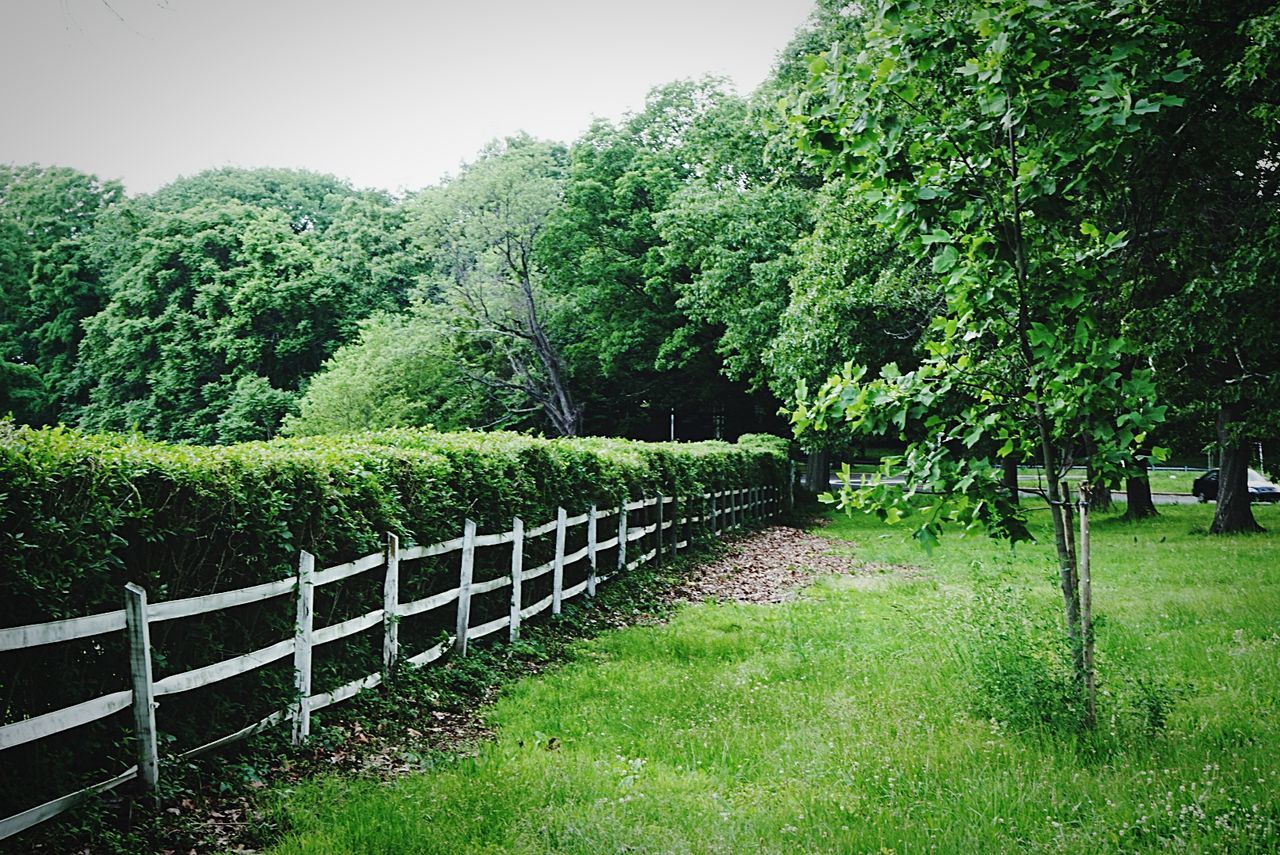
[805, 449, 831, 492]
[1036, 409, 1084, 689]
[1085, 457, 1113, 512]
[1123, 456, 1159, 520]
[1211, 403, 1262, 534]
[521, 279, 580, 436]
[1002, 454, 1020, 505]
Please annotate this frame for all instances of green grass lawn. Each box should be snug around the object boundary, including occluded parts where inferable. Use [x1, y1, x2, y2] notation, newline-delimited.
[267, 504, 1280, 854]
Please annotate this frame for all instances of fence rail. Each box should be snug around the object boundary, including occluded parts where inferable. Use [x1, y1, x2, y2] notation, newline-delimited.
[0, 483, 787, 841]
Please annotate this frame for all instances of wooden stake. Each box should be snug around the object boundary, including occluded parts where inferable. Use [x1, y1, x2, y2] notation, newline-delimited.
[1079, 483, 1096, 729]
[656, 495, 665, 564]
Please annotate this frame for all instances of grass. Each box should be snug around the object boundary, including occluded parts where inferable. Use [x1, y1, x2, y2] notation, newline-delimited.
[1013, 469, 1202, 495]
[266, 504, 1280, 853]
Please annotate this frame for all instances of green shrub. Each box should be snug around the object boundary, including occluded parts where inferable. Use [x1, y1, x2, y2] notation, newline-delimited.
[0, 421, 786, 818]
[954, 562, 1181, 747]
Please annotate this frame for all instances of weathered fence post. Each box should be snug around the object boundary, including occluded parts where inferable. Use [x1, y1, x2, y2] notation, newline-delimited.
[586, 505, 598, 597]
[124, 583, 159, 799]
[509, 517, 524, 642]
[655, 495, 665, 564]
[454, 519, 476, 656]
[291, 551, 315, 746]
[617, 503, 628, 573]
[552, 507, 567, 615]
[669, 496, 680, 556]
[710, 491, 718, 537]
[382, 533, 400, 677]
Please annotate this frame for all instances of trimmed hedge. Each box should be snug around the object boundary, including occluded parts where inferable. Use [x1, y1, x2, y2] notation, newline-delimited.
[0, 422, 788, 816]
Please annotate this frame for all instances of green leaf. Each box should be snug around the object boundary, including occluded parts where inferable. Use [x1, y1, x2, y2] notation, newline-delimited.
[932, 245, 959, 274]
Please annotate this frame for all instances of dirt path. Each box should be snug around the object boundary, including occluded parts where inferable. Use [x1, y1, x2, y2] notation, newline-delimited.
[668, 523, 867, 604]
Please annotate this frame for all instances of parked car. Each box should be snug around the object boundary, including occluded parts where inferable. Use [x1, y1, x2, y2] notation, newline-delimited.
[1191, 468, 1280, 502]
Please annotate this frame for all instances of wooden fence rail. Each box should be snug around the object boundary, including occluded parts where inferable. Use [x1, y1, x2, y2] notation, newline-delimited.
[0, 484, 784, 841]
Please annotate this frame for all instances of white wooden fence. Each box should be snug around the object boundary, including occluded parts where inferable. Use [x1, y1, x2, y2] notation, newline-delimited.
[0, 484, 784, 841]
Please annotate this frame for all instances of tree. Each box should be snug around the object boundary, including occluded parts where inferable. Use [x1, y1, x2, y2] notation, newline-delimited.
[654, 92, 817, 394]
[73, 201, 346, 442]
[786, 0, 1188, 726]
[1121, 0, 1280, 533]
[283, 310, 500, 436]
[765, 179, 936, 401]
[137, 166, 356, 234]
[0, 165, 123, 423]
[408, 136, 581, 436]
[537, 80, 772, 438]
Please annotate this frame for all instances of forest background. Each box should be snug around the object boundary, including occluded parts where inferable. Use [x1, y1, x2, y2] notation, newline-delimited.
[1, 0, 1276, 495]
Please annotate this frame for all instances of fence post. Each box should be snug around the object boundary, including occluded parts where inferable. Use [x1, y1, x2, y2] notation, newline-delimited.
[670, 496, 680, 555]
[454, 519, 477, 656]
[655, 495, 665, 564]
[788, 462, 796, 512]
[710, 491, 718, 537]
[552, 507, 567, 615]
[383, 533, 400, 677]
[292, 551, 315, 746]
[617, 503, 628, 573]
[124, 583, 159, 799]
[586, 505, 598, 597]
[509, 517, 524, 643]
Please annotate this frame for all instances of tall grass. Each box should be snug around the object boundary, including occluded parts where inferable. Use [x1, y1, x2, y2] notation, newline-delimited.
[268, 504, 1280, 853]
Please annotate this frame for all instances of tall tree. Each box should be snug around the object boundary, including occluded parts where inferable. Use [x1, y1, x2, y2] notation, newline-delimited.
[1127, 0, 1280, 532]
[409, 136, 581, 436]
[786, 0, 1187, 725]
[284, 310, 499, 436]
[537, 80, 767, 437]
[0, 165, 123, 423]
[73, 201, 345, 442]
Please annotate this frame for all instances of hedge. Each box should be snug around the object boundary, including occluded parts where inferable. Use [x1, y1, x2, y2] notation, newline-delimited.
[0, 422, 788, 817]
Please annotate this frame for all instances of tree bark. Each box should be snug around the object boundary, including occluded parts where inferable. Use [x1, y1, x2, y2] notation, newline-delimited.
[1211, 402, 1262, 533]
[520, 278, 580, 437]
[1036, 409, 1084, 688]
[1085, 456, 1113, 512]
[1123, 457, 1159, 520]
[1002, 454, 1020, 505]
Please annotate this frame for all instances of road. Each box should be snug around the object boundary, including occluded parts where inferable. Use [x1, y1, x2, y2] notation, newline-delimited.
[824, 477, 1200, 505]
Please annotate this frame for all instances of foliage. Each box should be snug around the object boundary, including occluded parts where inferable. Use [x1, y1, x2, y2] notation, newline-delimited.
[1115, 1, 1280, 532]
[406, 135, 580, 435]
[0, 164, 124, 423]
[284, 311, 497, 436]
[72, 200, 351, 442]
[765, 179, 935, 400]
[956, 562, 1178, 743]
[537, 80, 768, 435]
[786, 0, 1184, 547]
[0, 420, 786, 818]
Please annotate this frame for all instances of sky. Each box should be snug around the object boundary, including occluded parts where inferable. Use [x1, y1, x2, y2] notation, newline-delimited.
[0, 0, 817, 196]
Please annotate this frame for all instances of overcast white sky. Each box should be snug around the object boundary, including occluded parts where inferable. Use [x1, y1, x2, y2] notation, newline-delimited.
[0, 0, 816, 196]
